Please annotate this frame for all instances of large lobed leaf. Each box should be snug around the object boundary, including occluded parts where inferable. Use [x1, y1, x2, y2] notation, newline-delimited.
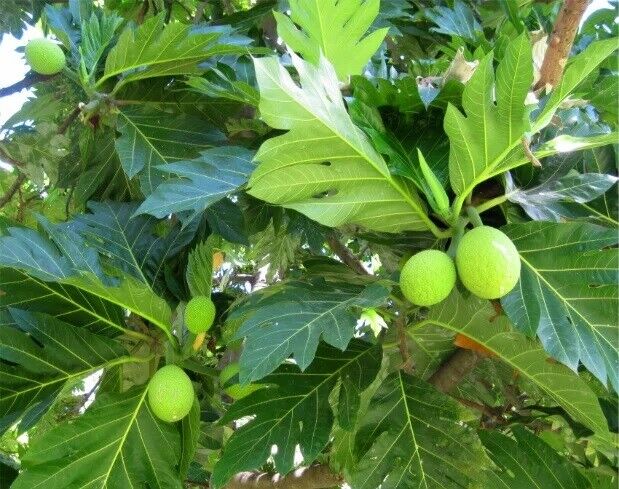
[0, 267, 124, 336]
[501, 221, 618, 391]
[232, 279, 390, 382]
[12, 386, 182, 489]
[0, 217, 172, 335]
[248, 54, 437, 234]
[0, 309, 128, 434]
[352, 371, 485, 489]
[480, 425, 589, 489]
[426, 0, 482, 44]
[274, 0, 388, 80]
[506, 159, 618, 223]
[74, 129, 139, 206]
[212, 340, 382, 488]
[97, 14, 253, 91]
[445, 35, 617, 209]
[72, 201, 197, 292]
[136, 146, 255, 219]
[419, 289, 611, 441]
[445, 33, 532, 198]
[115, 107, 225, 194]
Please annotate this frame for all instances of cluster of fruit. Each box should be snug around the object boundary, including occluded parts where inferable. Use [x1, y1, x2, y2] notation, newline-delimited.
[399, 226, 521, 306]
[147, 296, 261, 422]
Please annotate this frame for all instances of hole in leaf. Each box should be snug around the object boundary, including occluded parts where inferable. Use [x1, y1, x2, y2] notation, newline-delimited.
[312, 189, 338, 199]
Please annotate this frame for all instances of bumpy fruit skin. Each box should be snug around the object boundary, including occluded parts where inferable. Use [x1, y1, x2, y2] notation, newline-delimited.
[147, 365, 194, 423]
[25, 39, 66, 75]
[185, 296, 216, 334]
[400, 250, 456, 306]
[219, 362, 263, 400]
[456, 226, 521, 299]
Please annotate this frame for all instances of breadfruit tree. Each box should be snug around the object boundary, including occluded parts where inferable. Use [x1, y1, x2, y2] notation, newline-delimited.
[0, 0, 617, 488]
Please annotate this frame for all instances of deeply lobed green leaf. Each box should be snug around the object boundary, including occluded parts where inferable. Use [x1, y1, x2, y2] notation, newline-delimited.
[248, 54, 437, 234]
[0, 309, 127, 435]
[352, 371, 485, 489]
[12, 387, 182, 489]
[212, 340, 382, 487]
[501, 221, 619, 391]
[275, 0, 388, 80]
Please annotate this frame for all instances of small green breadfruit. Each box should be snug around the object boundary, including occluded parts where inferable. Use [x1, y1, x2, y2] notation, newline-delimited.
[219, 362, 264, 400]
[184, 296, 216, 334]
[456, 226, 521, 299]
[147, 365, 194, 422]
[25, 39, 66, 75]
[400, 250, 456, 306]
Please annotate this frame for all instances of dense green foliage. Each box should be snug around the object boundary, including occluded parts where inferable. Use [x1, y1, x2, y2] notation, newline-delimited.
[0, 0, 617, 488]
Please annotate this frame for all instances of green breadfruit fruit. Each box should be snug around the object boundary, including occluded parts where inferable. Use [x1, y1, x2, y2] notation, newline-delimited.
[456, 226, 521, 299]
[185, 296, 216, 334]
[400, 249, 456, 306]
[25, 38, 65, 75]
[147, 365, 194, 422]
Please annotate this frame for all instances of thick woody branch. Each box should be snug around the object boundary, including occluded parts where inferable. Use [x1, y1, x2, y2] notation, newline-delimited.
[535, 0, 591, 90]
[326, 233, 369, 275]
[0, 174, 26, 209]
[223, 465, 343, 489]
[428, 348, 480, 394]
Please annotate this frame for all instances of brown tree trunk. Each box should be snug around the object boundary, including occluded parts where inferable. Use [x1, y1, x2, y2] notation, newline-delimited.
[535, 0, 592, 90]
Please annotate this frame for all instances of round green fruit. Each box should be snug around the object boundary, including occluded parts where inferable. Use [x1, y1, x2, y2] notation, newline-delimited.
[456, 226, 521, 299]
[185, 296, 216, 334]
[219, 362, 263, 400]
[25, 39, 66, 75]
[147, 365, 194, 422]
[399, 250, 456, 306]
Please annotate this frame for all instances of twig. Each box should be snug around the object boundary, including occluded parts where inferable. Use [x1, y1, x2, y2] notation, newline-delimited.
[194, 1, 208, 23]
[57, 106, 80, 135]
[0, 72, 52, 98]
[453, 396, 505, 423]
[137, 0, 149, 24]
[429, 348, 480, 394]
[326, 233, 369, 275]
[534, 0, 591, 90]
[396, 313, 414, 374]
[0, 146, 25, 169]
[0, 173, 26, 209]
[522, 137, 542, 167]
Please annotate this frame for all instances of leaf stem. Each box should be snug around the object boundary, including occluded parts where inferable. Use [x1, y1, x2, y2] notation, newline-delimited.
[466, 206, 484, 228]
[474, 194, 510, 214]
[124, 329, 152, 342]
[446, 217, 467, 258]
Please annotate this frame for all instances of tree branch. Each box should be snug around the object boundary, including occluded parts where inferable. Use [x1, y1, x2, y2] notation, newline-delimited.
[428, 348, 480, 394]
[58, 106, 80, 135]
[223, 465, 342, 489]
[0, 72, 53, 98]
[396, 313, 414, 374]
[0, 173, 26, 209]
[326, 233, 370, 275]
[535, 0, 591, 90]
